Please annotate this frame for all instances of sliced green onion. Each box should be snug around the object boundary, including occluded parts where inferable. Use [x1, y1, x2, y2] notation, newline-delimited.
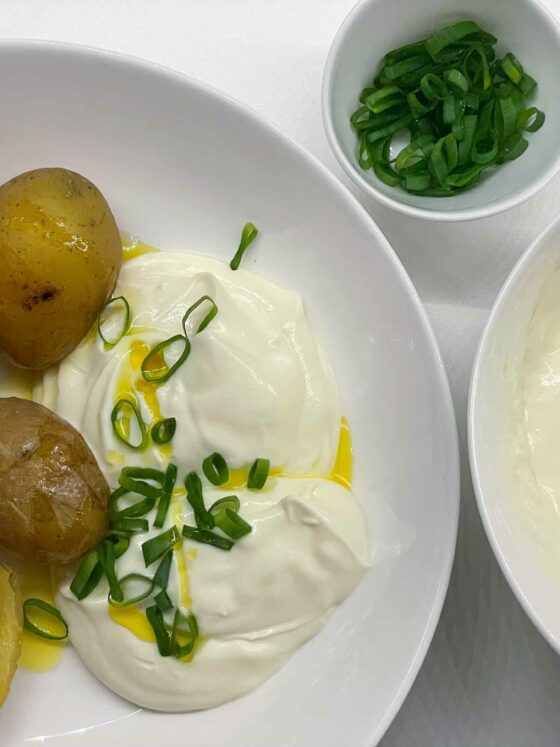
[109, 574, 154, 608]
[23, 598, 68, 641]
[171, 610, 198, 658]
[145, 605, 172, 656]
[351, 19, 543, 196]
[185, 471, 215, 530]
[98, 540, 124, 604]
[202, 452, 229, 486]
[142, 526, 180, 567]
[111, 517, 149, 534]
[214, 508, 252, 540]
[230, 222, 258, 271]
[153, 550, 173, 590]
[111, 534, 131, 558]
[109, 486, 155, 521]
[118, 467, 165, 499]
[111, 398, 148, 450]
[151, 417, 177, 445]
[181, 295, 218, 337]
[98, 296, 131, 347]
[518, 107, 545, 133]
[154, 589, 173, 612]
[182, 525, 234, 551]
[154, 463, 178, 529]
[209, 495, 241, 516]
[70, 549, 103, 600]
[141, 335, 190, 384]
[247, 458, 270, 489]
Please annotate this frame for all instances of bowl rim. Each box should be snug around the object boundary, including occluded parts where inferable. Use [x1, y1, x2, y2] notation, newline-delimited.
[0, 37, 460, 745]
[468, 209, 560, 655]
[321, 0, 560, 222]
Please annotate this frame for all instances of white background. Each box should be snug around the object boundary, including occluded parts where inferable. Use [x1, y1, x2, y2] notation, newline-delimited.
[3, 1, 560, 744]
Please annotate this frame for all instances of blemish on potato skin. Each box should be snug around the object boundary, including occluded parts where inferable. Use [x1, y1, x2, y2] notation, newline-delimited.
[21, 286, 59, 311]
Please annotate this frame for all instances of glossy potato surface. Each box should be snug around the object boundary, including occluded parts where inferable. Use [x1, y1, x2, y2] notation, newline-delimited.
[0, 167, 121, 369]
[0, 398, 109, 563]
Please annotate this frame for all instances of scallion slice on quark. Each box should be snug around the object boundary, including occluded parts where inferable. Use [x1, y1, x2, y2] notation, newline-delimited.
[171, 609, 199, 659]
[141, 335, 190, 384]
[214, 508, 252, 540]
[142, 526, 180, 567]
[145, 605, 172, 656]
[229, 222, 258, 270]
[181, 295, 218, 336]
[109, 573, 154, 608]
[98, 539, 124, 604]
[151, 417, 177, 445]
[247, 458, 270, 490]
[154, 463, 178, 529]
[202, 452, 229, 486]
[154, 588, 173, 613]
[181, 524, 234, 551]
[118, 467, 165, 500]
[185, 471, 215, 530]
[23, 598, 68, 641]
[111, 398, 148, 450]
[97, 296, 131, 347]
[153, 550, 173, 590]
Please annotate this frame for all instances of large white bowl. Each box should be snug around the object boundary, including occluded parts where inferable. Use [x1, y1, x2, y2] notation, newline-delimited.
[470, 213, 560, 654]
[322, 0, 560, 221]
[0, 40, 459, 747]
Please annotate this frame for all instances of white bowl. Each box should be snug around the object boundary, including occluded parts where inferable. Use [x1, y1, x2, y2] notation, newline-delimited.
[470, 213, 560, 653]
[0, 40, 459, 747]
[322, 0, 560, 221]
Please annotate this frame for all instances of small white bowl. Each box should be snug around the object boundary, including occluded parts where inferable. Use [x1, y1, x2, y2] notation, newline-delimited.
[470, 213, 560, 654]
[322, 0, 560, 221]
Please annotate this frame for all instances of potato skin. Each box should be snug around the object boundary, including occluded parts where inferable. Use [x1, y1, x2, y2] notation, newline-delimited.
[0, 398, 109, 564]
[0, 167, 121, 369]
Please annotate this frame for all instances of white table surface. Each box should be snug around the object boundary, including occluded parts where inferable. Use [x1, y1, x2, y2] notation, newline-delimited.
[4, 1, 560, 744]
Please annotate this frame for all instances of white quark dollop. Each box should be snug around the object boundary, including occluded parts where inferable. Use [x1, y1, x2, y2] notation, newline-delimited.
[57, 478, 368, 711]
[34, 252, 340, 484]
[40, 249, 368, 711]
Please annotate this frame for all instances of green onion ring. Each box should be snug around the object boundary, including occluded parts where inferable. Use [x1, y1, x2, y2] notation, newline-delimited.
[182, 525, 234, 551]
[230, 222, 259, 271]
[98, 296, 131, 347]
[181, 295, 218, 336]
[185, 471, 215, 530]
[151, 417, 177, 445]
[247, 458, 270, 490]
[98, 540, 124, 603]
[23, 598, 68, 641]
[170, 610, 198, 659]
[153, 550, 173, 590]
[110, 517, 149, 534]
[118, 466, 165, 500]
[209, 495, 241, 516]
[109, 486, 156, 521]
[109, 573, 154, 608]
[154, 589, 173, 612]
[141, 335, 190, 384]
[70, 549, 104, 600]
[202, 452, 229, 486]
[111, 398, 148, 450]
[142, 526, 180, 567]
[146, 605, 172, 656]
[154, 463, 178, 529]
[214, 508, 252, 540]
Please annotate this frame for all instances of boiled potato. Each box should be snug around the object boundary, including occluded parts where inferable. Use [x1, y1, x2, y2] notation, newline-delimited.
[0, 167, 121, 369]
[0, 398, 109, 564]
[0, 565, 22, 707]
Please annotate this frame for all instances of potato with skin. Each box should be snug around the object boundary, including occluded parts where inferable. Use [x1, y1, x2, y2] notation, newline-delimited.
[0, 565, 22, 707]
[0, 398, 109, 564]
[0, 167, 121, 369]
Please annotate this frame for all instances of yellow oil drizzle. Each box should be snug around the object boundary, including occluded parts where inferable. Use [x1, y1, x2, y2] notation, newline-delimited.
[109, 605, 156, 642]
[17, 564, 64, 672]
[121, 235, 160, 263]
[329, 417, 353, 490]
